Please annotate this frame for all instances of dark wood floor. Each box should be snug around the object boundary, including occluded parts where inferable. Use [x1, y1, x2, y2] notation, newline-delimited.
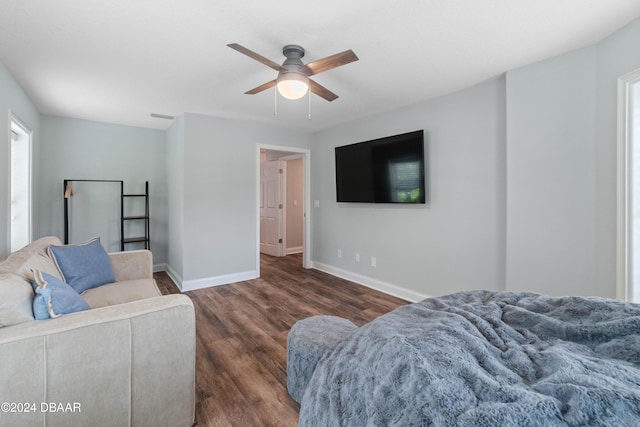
[155, 253, 408, 427]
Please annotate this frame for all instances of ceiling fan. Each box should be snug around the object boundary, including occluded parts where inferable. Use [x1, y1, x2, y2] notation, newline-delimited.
[227, 43, 359, 102]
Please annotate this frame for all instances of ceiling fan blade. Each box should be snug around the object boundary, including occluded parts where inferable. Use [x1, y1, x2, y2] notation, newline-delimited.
[302, 49, 359, 76]
[245, 80, 277, 95]
[309, 79, 338, 102]
[227, 43, 286, 72]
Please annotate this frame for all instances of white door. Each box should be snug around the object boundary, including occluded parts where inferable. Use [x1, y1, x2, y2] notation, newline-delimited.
[260, 160, 283, 256]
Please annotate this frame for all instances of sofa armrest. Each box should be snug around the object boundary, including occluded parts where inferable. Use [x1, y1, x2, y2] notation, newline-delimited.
[109, 249, 153, 281]
[0, 295, 195, 427]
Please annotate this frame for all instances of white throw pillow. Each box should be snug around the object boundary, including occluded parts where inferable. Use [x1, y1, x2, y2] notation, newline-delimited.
[0, 273, 35, 326]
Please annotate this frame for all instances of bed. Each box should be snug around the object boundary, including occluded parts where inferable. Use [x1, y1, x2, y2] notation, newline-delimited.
[296, 291, 640, 426]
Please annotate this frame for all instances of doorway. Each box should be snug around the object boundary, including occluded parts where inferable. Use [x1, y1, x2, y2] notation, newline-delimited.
[617, 68, 640, 302]
[256, 144, 311, 275]
[9, 112, 32, 252]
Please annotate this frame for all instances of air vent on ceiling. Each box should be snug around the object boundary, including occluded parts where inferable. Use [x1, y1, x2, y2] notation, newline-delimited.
[150, 113, 175, 120]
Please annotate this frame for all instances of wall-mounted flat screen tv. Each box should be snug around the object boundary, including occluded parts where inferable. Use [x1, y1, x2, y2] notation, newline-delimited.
[335, 130, 426, 204]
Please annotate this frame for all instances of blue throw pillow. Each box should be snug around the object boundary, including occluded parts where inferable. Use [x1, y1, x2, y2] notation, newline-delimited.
[31, 269, 90, 319]
[47, 237, 116, 294]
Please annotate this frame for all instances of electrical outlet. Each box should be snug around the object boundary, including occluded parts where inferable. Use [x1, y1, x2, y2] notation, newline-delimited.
[337, 249, 342, 258]
[355, 253, 360, 262]
[371, 257, 377, 267]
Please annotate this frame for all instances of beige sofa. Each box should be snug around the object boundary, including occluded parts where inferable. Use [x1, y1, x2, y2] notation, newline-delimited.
[0, 237, 195, 427]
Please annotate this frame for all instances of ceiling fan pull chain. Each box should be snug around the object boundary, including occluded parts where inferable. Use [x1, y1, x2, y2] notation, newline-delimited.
[308, 90, 312, 120]
[274, 87, 278, 118]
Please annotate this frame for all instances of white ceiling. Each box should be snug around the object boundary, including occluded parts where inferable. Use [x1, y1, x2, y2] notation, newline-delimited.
[1, 1, 639, 132]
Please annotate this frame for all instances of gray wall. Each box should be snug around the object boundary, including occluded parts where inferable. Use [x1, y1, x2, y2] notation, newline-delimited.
[505, 46, 598, 296]
[310, 17, 640, 301]
[172, 113, 309, 287]
[37, 115, 167, 263]
[506, 17, 640, 298]
[0, 63, 41, 259]
[595, 19, 640, 295]
[311, 77, 507, 300]
[166, 114, 185, 278]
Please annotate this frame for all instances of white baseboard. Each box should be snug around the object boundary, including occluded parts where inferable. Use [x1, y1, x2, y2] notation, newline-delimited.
[312, 261, 429, 303]
[158, 259, 425, 301]
[163, 264, 183, 290]
[159, 264, 257, 292]
[286, 246, 303, 255]
[181, 270, 258, 292]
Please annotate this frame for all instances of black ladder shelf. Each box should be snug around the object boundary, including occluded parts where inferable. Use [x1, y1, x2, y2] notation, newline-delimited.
[121, 181, 150, 251]
[63, 179, 150, 251]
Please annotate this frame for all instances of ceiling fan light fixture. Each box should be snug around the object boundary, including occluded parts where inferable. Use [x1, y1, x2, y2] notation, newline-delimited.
[276, 72, 309, 100]
[228, 43, 358, 103]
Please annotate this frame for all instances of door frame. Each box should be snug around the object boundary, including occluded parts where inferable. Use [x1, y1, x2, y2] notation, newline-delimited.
[256, 144, 311, 274]
[278, 153, 305, 256]
[616, 67, 640, 301]
[7, 110, 33, 252]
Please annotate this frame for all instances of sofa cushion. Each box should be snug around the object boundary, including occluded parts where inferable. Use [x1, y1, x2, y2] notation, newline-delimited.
[81, 279, 162, 309]
[0, 273, 35, 326]
[48, 237, 116, 294]
[31, 270, 90, 320]
[0, 236, 63, 282]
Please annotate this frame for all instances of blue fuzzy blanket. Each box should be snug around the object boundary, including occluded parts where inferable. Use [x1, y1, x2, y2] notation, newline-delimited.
[299, 291, 640, 426]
